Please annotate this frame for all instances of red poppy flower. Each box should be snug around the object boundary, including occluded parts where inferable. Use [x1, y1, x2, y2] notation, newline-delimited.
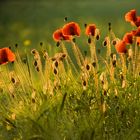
[0, 47, 15, 65]
[132, 27, 140, 36]
[123, 32, 134, 44]
[125, 9, 137, 26]
[53, 28, 71, 42]
[135, 16, 140, 27]
[115, 40, 127, 54]
[85, 24, 96, 36]
[62, 22, 81, 36]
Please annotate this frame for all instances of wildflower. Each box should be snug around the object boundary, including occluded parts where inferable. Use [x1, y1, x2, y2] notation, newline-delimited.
[53, 28, 71, 42]
[132, 27, 140, 36]
[115, 40, 127, 54]
[62, 22, 81, 36]
[125, 9, 137, 26]
[135, 16, 140, 27]
[23, 39, 31, 46]
[0, 47, 15, 65]
[85, 24, 96, 36]
[123, 32, 134, 45]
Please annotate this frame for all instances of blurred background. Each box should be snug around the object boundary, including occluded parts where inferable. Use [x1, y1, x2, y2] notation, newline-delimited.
[0, 0, 139, 51]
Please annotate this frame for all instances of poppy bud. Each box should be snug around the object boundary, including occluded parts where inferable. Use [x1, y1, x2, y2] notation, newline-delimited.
[92, 62, 96, 68]
[88, 37, 91, 44]
[54, 61, 59, 68]
[112, 60, 116, 67]
[15, 43, 18, 48]
[62, 53, 66, 58]
[72, 38, 76, 43]
[84, 23, 87, 28]
[108, 22, 111, 31]
[86, 64, 90, 71]
[103, 40, 107, 46]
[56, 41, 60, 47]
[53, 68, 58, 75]
[11, 77, 16, 84]
[34, 60, 38, 67]
[40, 42, 43, 46]
[36, 66, 40, 72]
[64, 17, 68, 22]
[83, 80, 86, 86]
[96, 34, 100, 40]
[31, 49, 37, 55]
[32, 98, 36, 103]
[112, 40, 117, 46]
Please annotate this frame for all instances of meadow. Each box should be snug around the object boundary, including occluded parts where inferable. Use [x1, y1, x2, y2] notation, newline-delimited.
[0, 1, 140, 140]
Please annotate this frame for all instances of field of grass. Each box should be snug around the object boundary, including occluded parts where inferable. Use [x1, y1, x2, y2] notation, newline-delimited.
[0, 1, 140, 140]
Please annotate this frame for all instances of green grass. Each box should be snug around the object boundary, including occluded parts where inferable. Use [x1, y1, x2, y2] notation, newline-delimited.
[0, 24, 140, 140]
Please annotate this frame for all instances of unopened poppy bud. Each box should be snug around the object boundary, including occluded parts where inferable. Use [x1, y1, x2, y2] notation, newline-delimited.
[72, 38, 76, 43]
[62, 53, 66, 58]
[103, 40, 107, 46]
[104, 90, 107, 96]
[33, 60, 38, 67]
[112, 60, 116, 67]
[51, 57, 56, 61]
[31, 49, 37, 55]
[36, 66, 40, 72]
[83, 80, 87, 86]
[32, 98, 35, 103]
[84, 23, 87, 28]
[96, 34, 100, 40]
[11, 77, 16, 84]
[54, 61, 59, 68]
[120, 72, 123, 80]
[92, 62, 96, 67]
[112, 40, 117, 45]
[15, 43, 18, 48]
[88, 37, 91, 44]
[110, 53, 114, 59]
[108, 22, 111, 31]
[108, 22, 111, 27]
[64, 17, 68, 22]
[22, 58, 27, 64]
[40, 42, 43, 46]
[56, 41, 60, 47]
[86, 64, 90, 71]
[53, 68, 58, 75]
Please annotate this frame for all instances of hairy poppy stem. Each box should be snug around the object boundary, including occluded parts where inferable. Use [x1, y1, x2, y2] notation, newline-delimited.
[90, 38, 98, 69]
[61, 42, 78, 75]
